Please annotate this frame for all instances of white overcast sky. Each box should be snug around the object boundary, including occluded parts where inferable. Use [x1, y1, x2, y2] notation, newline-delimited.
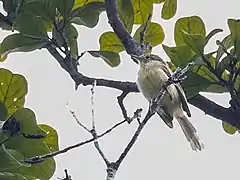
[1, 0, 240, 179]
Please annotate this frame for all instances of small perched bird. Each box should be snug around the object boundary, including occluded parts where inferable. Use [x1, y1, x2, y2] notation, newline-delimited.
[132, 54, 204, 151]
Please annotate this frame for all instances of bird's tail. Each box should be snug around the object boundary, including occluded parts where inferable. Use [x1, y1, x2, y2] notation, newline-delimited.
[174, 109, 204, 151]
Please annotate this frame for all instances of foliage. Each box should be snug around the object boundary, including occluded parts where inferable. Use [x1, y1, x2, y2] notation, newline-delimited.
[0, 0, 239, 179]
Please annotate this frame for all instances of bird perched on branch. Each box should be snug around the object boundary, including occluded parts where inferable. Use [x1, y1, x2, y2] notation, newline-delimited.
[132, 54, 204, 151]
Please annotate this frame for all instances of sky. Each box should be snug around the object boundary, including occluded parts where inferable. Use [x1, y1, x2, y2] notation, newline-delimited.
[1, 0, 240, 179]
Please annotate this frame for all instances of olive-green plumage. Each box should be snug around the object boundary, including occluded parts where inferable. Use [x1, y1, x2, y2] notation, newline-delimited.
[133, 54, 204, 151]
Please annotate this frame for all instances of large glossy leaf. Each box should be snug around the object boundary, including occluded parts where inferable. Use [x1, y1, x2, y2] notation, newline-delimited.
[73, 0, 104, 9]
[99, 32, 125, 52]
[222, 121, 237, 135]
[134, 22, 165, 49]
[216, 35, 232, 62]
[182, 71, 212, 98]
[70, 2, 105, 28]
[132, 0, 153, 24]
[39, 124, 59, 152]
[0, 34, 46, 60]
[65, 24, 79, 59]
[5, 108, 56, 180]
[161, 0, 177, 20]
[56, 0, 74, 19]
[228, 19, 240, 56]
[162, 44, 195, 67]
[0, 101, 8, 121]
[181, 31, 205, 54]
[88, 51, 120, 67]
[21, 0, 56, 21]
[0, 68, 27, 116]
[13, 12, 48, 39]
[174, 16, 206, 46]
[117, 0, 134, 33]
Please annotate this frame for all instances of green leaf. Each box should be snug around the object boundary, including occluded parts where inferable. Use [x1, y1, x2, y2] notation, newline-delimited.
[117, 0, 134, 33]
[216, 56, 230, 77]
[56, 0, 74, 19]
[161, 0, 177, 20]
[153, 0, 166, 3]
[181, 31, 205, 53]
[204, 28, 223, 46]
[222, 121, 237, 135]
[132, 0, 153, 24]
[39, 124, 59, 152]
[88, 51, 120, 67]
[65, 24, 79, 59]
[5, 108, 56, 180]
[228, 19, 240, 41]
[21, 0, 56, 21]
[0, 34, 46, 60]
[99, 32, 125, 52]
[0, 68, 28, 116]
[13, 12, 48, 38]
[216, 35, 232, 62]
[70, 2, 105, 28]
[0, 172, 35, 180]
[174, 16, 206, 46]
[134, 22, 165, 49]
[73, 0, 104, 9]
[182, 71, 212, 98]
[0, 101, 8, 121]
[162, 44, 195, 67]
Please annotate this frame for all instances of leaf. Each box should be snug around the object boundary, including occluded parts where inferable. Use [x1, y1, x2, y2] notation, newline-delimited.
[153, 0, 165, 3]
[39, 124, 59, 152]
[0, 172, 35, 180]
[65, 24, 79, 59]
[5, 108, 56, 180]
[162, 44, 195, 67]
[134, 22, 165, 49]
[204, 28, 223, 45]
[21, 0, 56, 21]
[222, 121, 237, 135]
[0, 101, 8, 121]
[13, 12, 47, 38]
[56, 0, 74, 19]
[161, 0, 177, 20]
[70, 2, 105, 28]
[216, 35, 233, 62]
[181, 31, 205, 54]
[0, 34, 46, 60]
[117, 0, 134, 33]
[0, 68, 28, 116]
[99, 31, 125, 52]
[174, 16, 206, 46]
[73, 0, 104, 9]
[182, 71, 212, 98]
[216, 56, 230, 77]
[228, 19, 240, 41]
[88, 51, 120, 67]
[132, 0, 153, 24]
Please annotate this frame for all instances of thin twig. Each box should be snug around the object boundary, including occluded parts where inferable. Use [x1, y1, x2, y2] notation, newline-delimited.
[90, 80, 110, 166]
[139, 13, 152, 51]
[24, 118, 127, 164]
[117, 91, 129, 120]
[70, 110, 91, 133]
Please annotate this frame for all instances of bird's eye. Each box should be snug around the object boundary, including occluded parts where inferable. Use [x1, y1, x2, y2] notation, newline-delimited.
[145, 55, 150, 59]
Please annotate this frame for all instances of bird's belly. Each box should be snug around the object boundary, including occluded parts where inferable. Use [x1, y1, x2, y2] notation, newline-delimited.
[137, 68, 179, 107]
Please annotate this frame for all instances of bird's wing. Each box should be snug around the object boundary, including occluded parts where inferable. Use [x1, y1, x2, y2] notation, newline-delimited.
[157, 63, 191, 117]
[174, 84, 191, 117]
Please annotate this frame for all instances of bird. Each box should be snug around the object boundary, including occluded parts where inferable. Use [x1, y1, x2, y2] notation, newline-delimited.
[132, 53, 204, 151]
